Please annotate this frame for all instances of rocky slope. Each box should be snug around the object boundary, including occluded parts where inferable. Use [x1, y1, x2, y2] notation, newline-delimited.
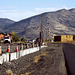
[0, 18, 15, 32]
[1, 8, 75, 39]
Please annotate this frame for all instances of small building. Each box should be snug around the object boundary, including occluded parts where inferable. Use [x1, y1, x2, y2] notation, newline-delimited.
[54, 35, 73, 42]
[0, 33, 12, 42]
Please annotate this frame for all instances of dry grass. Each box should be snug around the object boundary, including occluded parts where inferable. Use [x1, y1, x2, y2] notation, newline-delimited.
[34, 51, 48, 63]
[16, 70, 35, 75]
[6, 51, 49, 75]
[6, 70, 13, 75]
[6, 70, 34, 75]
[34, 55, 41, 63]
[20, 71, 34, 75]
[41, 51, 48, 56]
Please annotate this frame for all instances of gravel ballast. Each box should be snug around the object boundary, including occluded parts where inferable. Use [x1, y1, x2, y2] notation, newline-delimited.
[0, 43, 67, 75]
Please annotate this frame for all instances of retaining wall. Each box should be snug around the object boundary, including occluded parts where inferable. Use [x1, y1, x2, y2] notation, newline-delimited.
[0, 46, 47, 64]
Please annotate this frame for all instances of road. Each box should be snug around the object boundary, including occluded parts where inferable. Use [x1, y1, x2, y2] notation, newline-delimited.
[63, 43, 75, 75]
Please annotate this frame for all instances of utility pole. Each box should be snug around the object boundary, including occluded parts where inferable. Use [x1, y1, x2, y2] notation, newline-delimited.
[39, 13, 43, 48]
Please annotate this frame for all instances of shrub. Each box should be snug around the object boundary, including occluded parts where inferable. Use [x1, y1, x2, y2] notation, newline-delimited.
[12, 34, 20, 42]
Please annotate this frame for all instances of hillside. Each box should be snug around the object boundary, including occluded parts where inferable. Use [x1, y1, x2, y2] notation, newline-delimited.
[0, 18, 15, 32]
[2, 8, 75, 39]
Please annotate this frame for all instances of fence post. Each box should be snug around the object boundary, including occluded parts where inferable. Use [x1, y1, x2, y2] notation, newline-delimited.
[36, 43, 38, 47]
[26, 43, 29, 48]
[0, 46, 2, 54]
[20, 44, 23, 50]
[32, 43, 34, 48]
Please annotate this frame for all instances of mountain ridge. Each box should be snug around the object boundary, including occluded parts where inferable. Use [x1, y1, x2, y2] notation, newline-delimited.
[0, 8, 75, 39]
[0, 18, 15, 32]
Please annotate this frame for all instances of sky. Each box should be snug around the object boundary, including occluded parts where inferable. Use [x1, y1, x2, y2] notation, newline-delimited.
[0, 0, 75, 21]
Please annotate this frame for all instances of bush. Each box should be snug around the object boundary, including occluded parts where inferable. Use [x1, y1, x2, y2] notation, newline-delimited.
[12, 34, 20, 42]
[21, 37, 25, 42]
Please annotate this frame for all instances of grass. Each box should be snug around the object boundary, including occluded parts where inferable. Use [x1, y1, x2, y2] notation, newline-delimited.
[6, 70, 34, 75]
[19, 71, 34, 75]
[6, 51, 49, 75]
[6, 70, 13, 75]
[34, 51, 48, 63]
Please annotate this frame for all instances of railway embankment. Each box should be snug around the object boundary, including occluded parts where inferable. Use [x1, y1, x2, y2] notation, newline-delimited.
[0, 43, 67, 75]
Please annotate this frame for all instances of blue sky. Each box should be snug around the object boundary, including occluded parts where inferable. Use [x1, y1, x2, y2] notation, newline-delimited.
[0, 0, 75, 21]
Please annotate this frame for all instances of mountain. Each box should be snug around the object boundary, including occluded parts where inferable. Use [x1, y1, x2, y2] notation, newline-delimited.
[2, 8, 75, 39]
[0, 18, 15, 32]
